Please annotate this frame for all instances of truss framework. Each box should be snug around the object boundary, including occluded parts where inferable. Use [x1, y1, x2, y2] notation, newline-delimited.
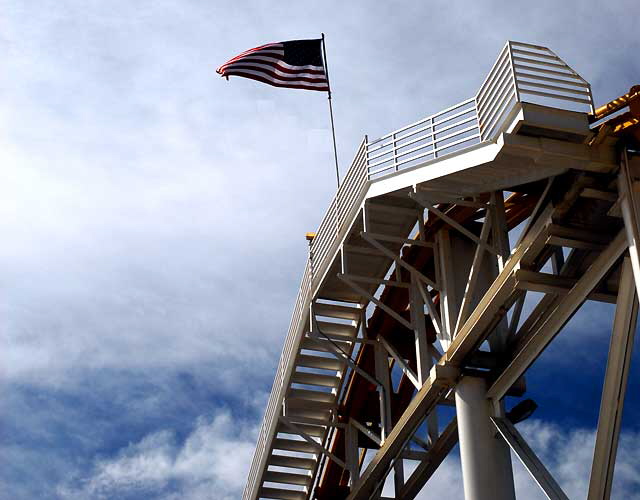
[243, 41, 640, 500]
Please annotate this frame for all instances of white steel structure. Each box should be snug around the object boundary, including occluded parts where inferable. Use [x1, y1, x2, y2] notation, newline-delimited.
[242, 41, 639, 500]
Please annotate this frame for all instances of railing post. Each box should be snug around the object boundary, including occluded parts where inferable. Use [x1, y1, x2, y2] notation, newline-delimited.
[392, 132, 398, 172]
[506, 41, 520, 104]
[432, 116, 437, 159]
[365, 134, 370, 180]
[474, 97, 484, 142]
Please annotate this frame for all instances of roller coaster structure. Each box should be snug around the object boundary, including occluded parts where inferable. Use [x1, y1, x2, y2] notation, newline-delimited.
[243, 41, 640, 500]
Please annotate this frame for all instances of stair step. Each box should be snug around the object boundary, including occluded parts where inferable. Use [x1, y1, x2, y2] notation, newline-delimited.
[301, 336, 351, 353]
[313, 302, 362, 321]
[269, 454, 317, 470]
[277, 420, 326, 438]
[273, 438, 318, 454]
[283, 407, 332, 424]
[296, 354, 344, 372]
[286, 398, 335, 411]
[315, 320, 358, 338]
[288, 388, 336, 404]
[291, 371, 341, 388]
[264, 470, 311, 487]
[259, 486, 307, 500]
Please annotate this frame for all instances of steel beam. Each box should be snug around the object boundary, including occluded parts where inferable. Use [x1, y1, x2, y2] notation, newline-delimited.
[488, 230, 628, 401]
[619, 151, 640, 297]
[587, 257, 638, 500]
[492, 417, 568, 500]
[346, 364, 458, 499]
[397, 418, 459, 499]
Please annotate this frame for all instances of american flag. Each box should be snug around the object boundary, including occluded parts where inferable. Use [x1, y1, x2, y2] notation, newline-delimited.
[216, 39, 329, 92]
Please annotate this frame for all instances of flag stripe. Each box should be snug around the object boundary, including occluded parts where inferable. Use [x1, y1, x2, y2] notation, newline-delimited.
[223, 68, 329, 88]
[221, 62, 326, 79]
[217, 39, 328, 92]
[219, 56, 326, 75]
[221, 51, 285, 68]
[223, 67, 328, 85]
[224, 70, 329, 91]
[277, 61, 324, 72]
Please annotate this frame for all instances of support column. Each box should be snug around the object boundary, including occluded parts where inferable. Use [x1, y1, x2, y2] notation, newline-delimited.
[619, 151, 640, 297]
[587, 257, 638, 499]
[455, 376, 516, 500]
[435, 226, 515, 500]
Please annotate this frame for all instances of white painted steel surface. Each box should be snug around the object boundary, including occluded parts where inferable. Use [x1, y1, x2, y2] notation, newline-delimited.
[242, 41, 595, 500]
[456, 377, 516, 500]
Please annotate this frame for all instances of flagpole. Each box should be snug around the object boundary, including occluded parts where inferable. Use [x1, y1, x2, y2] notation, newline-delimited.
[321, 33, 340, 188]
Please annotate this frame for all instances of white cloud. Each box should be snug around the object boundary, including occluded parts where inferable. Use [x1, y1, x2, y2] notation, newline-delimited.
[409, 419, 640, 500]
[58, 409, 256, 500]
[57, 417, 640, 500]
[1, 2, 639, 499]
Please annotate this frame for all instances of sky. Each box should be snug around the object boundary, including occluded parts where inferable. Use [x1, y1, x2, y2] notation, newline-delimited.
[1, 1, 639, 499]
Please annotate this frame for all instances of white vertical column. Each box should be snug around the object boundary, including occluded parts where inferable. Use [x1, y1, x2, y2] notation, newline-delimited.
[435, 228, 515, 500]
[455, 377, 516, 500]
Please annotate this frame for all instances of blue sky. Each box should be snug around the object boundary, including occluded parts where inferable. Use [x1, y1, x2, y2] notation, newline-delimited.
[1, 1, 639, 499]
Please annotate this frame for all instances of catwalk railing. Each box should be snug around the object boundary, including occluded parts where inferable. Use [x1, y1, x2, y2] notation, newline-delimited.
[242, 40, 594, 500]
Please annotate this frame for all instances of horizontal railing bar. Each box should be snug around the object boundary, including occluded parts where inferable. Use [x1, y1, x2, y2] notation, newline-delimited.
[513, 54, 570, 70]
[392, 122, 434, 145]
[480, 82, 515, 134]
[369, 120, 430, 146]
[478, 67, 513, 122]
[393, 149, 436, 169]
[476, 50, 511, 105]
[511, 47, 560, 62]
[479, 74, 514, 126]
[367, 154, 401, 170]
[433, 133, 480, 154]
[476, 58, 512, 105]
[367, 147, 397, 162]
[430, 97, 477, 119]
[368, 97, 475, 147]
[513, 63, 585, 81]
[391, 133, 436, 157]
[433, 124, 479, 147]
[482, 95, 516, 140]
[367, 163, 397, 177]
[510, 40, 554, 52]
[517, 80, 591, 97]
[476, 58, 511, 107]
[518, 87, 592, 105]
[394, 138, 439, 162]
[370, 120, 478, 171]
[432, 106, 476, 127]
[398, 137, 476, 168]
[433, 114, 477, 135]
[368, 117, 431, 145]
[482, 91, 515, 137]
[476, 44, 510, 103]
[514, 70, 590, 89]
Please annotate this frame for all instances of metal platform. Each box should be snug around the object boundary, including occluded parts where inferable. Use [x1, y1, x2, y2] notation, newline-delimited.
[243, 41, 640, 500]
